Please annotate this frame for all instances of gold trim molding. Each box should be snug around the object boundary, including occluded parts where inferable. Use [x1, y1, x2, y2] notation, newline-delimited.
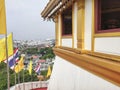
[86, 50, 120, 62]
[53, 47, 120, 86]
[94, 32, 120, 37]
[62, 35, 72, 38]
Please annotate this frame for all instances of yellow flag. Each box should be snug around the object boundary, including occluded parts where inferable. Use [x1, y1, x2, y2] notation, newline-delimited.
[0, 0, 7, 34]
[0, 33, 13, 62]
[46, 65, 51, 78]
[0, 38, 6, 62]
[7, 33, 13, 57]
[15, 56, 24, 73]
[28, 60, 32, 75]
[14, 65, 19, 73]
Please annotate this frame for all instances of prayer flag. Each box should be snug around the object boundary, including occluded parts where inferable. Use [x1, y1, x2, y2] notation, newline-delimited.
[0, 33, 13, 62]
[28, 60, 32, 75]
[14, 55, 24, 73]
[34, 64, 41, 75]
[0, 0, 7, 34]
[7, 48, 19, 69]
[46, 65, 51, 78]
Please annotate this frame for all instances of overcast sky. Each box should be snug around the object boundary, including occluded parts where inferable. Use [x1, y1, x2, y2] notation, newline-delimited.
[5, 0, 55, 40]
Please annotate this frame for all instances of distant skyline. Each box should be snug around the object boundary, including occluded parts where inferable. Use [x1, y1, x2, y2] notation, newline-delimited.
[5, 0, 55, 40]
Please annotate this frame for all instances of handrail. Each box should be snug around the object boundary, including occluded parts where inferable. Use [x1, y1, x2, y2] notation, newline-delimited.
[10, 81, 48, 90]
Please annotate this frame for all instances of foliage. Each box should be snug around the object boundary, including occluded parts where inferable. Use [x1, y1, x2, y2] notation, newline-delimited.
[0, 62, 7, 90]
[0, 62, 39, 90]
[40, 70, 47, 76]
[26, 48, 38, 54]
[40, 65, 53, 80]
[24, 47, 55, 61]
[0, 46, 55, 89]
[40, 47, 55, 60]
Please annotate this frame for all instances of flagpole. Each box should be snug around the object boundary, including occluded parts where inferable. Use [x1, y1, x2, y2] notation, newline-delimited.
[5, 33, 10, 90]
[31, 73, 33, 89]
[11, 32, 17, 87]
[23, 68, 25, 90]
[3, 0, 10, 89]
[14, 72, 17, 89]
[17, 63, 20, 84]
[13, 49, 17, 89]
[17, 57, 21, 90]
[14, 57, 17, 89]
[18, 70, 20, 84]
[18, 56, 21, 84]
[15, 42, 19, 87]
[23, 69, 24, 83]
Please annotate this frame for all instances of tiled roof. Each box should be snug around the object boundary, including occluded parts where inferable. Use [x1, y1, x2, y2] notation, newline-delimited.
[38, 60, 46, 63]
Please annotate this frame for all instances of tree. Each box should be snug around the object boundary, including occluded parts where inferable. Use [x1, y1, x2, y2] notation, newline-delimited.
[39, 47, 55, 61]
[0, 62, 39, 89]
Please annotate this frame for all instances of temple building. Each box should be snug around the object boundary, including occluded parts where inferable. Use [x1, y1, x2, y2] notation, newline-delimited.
[41, 0, 120, 90]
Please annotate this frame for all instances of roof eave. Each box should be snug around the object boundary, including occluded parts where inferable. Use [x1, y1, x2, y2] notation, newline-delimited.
[41, 0, 61, 19]
[41, 0, 77, 19]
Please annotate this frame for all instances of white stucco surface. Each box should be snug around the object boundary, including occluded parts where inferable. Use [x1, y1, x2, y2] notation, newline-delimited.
[95, 37, 120, 55]
[84, 0, 92, 50]
[73, 2, 77, 48]
[58, 14, 61, 46]
[62, 39, 72, 47]
[48, 56, 120, 90]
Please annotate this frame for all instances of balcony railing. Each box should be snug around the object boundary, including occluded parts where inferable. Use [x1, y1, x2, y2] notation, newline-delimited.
[10, 81, 48, 90]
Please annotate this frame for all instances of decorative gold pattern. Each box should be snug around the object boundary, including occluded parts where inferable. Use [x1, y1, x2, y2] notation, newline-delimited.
[72, 3, 75, 48]
[55, 16, 58, 47]
[77, 0, 85, 49]
[59, 14, 62, 46]
[91, 0, 95, 51]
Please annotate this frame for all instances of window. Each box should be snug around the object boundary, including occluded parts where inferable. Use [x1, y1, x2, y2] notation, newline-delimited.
[95, 0, 120, 33]
[62, 7, 72, 36]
